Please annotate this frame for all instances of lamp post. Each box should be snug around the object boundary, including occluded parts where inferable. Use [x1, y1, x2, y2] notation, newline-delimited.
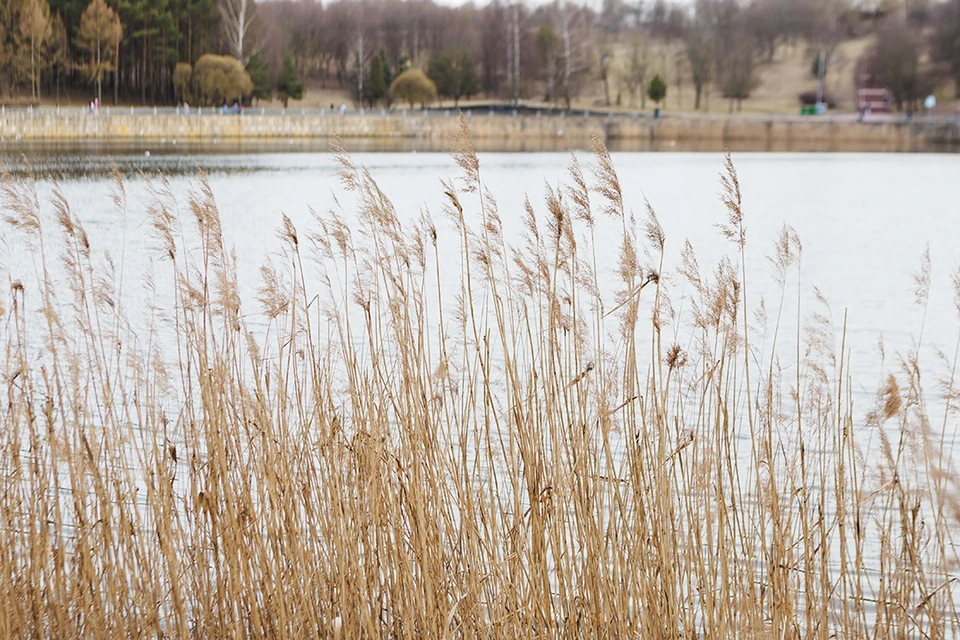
[815, 49, 826, 114]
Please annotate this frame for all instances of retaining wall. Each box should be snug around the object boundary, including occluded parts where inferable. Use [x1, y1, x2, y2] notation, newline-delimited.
[1, 109, 957, 152]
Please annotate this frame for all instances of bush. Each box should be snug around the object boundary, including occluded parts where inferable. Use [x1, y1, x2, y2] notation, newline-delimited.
[194, 54, 253, 105]
[647, 73, 667, 105]
[389, 68, 438, 108]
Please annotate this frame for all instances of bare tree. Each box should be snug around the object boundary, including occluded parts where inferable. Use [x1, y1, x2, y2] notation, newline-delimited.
[512, 2, 521, 105]
[599, 49, 613, 106]
[599, 0, 629, 34]
[219, 0, 258, 65]
[870, 19, 928, 111]
[348, 7, 376, 108]
[683, 24, 712, 110]
[556, 0, 588, 109]
[506, 2, 522, 104]
[719, 37, 757, 111]
[355, 27, 367, 106]
[536, 24, 560, 101]
[744, 0, 783, 62]
[481, 2, 507, 95]
[622, 41, 649, 107]
[931, 0, 960, 96]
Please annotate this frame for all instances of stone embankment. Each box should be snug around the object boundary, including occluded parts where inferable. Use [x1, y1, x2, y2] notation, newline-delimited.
[2, 107, 958, 151]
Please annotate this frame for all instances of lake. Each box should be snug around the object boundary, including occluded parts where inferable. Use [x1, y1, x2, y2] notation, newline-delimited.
[4, 148, 958, 399]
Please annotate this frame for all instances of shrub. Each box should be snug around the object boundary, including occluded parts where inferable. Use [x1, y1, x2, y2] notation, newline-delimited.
[647, 73, 667, 105]
[389, 68, 438, 108]
[194, 53, 252, 105]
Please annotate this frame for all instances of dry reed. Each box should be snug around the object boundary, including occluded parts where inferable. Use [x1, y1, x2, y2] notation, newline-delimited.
[1, 120, 959, 638]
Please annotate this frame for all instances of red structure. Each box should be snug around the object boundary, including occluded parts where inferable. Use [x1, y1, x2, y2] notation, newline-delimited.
[854, 58, 892, 112]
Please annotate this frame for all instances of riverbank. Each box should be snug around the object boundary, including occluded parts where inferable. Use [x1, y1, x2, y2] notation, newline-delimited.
[2, 108, 958, 152]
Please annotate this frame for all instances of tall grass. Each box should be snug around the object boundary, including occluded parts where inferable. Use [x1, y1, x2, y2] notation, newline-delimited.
[2, 118, 960, 638]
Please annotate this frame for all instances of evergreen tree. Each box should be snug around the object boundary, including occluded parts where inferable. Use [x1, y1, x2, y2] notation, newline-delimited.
[647, 73, 667, 106]
[380, 49, 393, 94]
[246, 53, 272, 104]
[47, 0, 89, 37]
[454, 51, 478, 105]
[277, 53, 305, 108]
[47, 12, 69, 103]
[76, 0, 123, 103]
[20, 0, 53, 100]
[427, 51, 455, 106]
[366, 51, 386, 106]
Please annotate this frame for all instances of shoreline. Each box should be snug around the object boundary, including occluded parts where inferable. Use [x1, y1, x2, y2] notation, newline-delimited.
[2, 110, 959, 153]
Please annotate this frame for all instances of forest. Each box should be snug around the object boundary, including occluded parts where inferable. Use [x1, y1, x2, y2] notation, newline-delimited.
[0, 0, 959, 111]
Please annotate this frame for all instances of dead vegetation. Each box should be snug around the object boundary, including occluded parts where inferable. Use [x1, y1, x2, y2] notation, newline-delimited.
[1, 119, 959, 637]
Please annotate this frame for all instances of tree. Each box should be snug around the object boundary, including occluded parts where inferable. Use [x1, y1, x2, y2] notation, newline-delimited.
[246, 53, 272, 104]
[0, 13, 8, 98]
[389, 68, 437, 108]
[366, 51, 387, 106]
[599, 0, 629, 33]
[719, 38, 757, 112]
[380, 50, 394, 95]
[870, 20, 927, 111]
[930, 0, 960, 96]
[684, 24, 712, 110]
[194, 53, 252, 104]
[219, 0, 257, 65]
[536, 24, 559, 102]
[506, 2, 522, 105]
[599, 51, 613, 106]
[454, 51, 479, 105]
[47, 12, 68, 104]
[647, 73, 667, 106]
[173, 62, 192, 103]
[114, 0, 177, 105]
[619, 41, 646, 108]
[277, 53, 304, 107]
[744, 0, 785, 63]
[20, 0, 53, 100]
[427, 51, 456, 105]
[76, 0, 122, 103]
[555, 0, 589, 109]
[480, 2, 506, 96]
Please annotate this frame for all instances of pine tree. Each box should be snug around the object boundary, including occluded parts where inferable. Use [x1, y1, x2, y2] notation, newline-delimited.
[647, 73, 667, 106]
[20, 0, 53, 100]
[246, 53, 272, 104]
[277, 53, 304, 108]
[366, 52, 386, 106]
[76, 0, 123, 103]
[454, 51, 478, 105]
[427, 51, 455, 106]
[47, 11, 69, 103]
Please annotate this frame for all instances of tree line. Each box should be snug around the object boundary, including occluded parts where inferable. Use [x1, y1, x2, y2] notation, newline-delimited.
[1, 0, 959, 111]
